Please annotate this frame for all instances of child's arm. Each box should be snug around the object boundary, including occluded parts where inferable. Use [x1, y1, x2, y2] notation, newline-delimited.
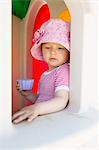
[19, 89, 38, 103]
[24, 92, 38, 103]
[16, 82, 38, 103]
[37, 90, 69, 115]
[12, 90, 68, 123]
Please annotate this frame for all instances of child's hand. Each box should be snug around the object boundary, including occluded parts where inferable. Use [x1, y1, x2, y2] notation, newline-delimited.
[16, 81, 21, 91]
[16, 82, 32, 97]
[12, 104, 39, 124]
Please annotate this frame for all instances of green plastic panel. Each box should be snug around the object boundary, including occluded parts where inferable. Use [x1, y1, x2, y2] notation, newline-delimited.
[12, 0, 31, 19]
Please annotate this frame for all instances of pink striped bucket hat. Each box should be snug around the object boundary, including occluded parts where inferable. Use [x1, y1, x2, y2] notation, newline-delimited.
[31, 18, 70, 60]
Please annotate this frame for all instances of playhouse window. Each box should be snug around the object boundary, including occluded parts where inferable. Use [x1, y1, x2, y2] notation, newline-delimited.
[12, 0, 71, 114]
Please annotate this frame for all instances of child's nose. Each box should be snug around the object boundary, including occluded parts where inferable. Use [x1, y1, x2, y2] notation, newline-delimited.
[50, 48, 56, 55]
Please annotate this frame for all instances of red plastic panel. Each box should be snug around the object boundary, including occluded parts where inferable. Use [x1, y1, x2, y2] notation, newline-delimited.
[32, 4, 50, 94]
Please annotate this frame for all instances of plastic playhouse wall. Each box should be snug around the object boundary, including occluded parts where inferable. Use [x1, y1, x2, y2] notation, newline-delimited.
[0, 0, 98, 136]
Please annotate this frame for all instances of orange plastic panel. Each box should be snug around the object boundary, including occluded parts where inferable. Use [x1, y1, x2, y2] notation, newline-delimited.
[58, 9, 71, 22]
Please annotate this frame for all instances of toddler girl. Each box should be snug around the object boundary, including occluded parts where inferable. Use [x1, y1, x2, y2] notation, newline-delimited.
[12, 19, 70, 124]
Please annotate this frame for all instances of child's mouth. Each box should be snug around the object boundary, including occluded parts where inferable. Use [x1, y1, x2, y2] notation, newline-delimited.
[50, 58, 57, 61]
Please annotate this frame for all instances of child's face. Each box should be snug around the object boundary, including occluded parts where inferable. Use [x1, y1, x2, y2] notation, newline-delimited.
[42, 42, 69, 70]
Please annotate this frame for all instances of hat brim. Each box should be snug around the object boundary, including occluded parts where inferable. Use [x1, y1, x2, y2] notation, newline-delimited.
[31, 42, 43, 60]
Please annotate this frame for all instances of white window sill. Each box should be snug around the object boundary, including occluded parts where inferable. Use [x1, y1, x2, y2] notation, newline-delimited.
[0, 108, 99, 149]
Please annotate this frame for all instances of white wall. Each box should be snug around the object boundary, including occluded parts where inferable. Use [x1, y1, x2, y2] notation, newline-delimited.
[81, 6, 98, 110]
[65, 0, 98, 112]
[0, 1, 13, 135]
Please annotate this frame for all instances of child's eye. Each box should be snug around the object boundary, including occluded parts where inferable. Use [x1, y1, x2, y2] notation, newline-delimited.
[58, 47, 64, 50]
[45, 47, 51, 49]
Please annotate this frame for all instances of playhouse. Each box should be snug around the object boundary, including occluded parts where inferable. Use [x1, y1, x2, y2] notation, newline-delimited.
[0, 0, 98, 148]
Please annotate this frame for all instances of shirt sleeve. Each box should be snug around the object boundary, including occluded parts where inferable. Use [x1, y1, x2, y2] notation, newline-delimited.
[55, 64, 70, 92]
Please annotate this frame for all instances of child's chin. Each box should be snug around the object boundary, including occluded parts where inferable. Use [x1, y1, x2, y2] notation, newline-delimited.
[50, 64, 60, 68]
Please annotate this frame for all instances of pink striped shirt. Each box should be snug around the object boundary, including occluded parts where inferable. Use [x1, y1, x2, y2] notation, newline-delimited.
[36, 63, 70, 103]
